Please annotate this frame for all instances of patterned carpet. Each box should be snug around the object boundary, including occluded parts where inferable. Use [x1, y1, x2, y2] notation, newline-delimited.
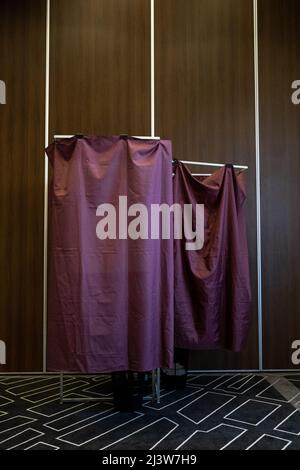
[0, 373, 300, 450]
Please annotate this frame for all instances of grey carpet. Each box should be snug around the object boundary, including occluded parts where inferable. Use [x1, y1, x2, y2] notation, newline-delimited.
[0, 374, 300, 450]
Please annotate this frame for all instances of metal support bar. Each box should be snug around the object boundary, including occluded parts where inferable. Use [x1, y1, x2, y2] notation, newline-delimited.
[180, 160, 248, 170]
[59, 371, 63, 404]
[53, 135, 160, 140]
[2, 369, 299, 376]
[59, 372, 113, 405]
[150, 0, 155, 137]
[253, 0, 263, 371]
[151, 369, 156, 400]
[59, 371, 160, 405]
[156, 368, 161, 404]
[43, 0, 50, 373]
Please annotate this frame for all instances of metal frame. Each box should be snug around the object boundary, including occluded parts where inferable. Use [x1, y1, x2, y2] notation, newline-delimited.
[1, 369, 300, 376]
[253, 0, 263, 371]
[53, 135, 160, 140]
[180, 160, 248, 171]
[188, 369, 300, 374]
[150, 0, 155, 137]
[59, 370, 160, 405]
[40, 0, 266, 379]
[59, 372, 112, 405]
[50, 0, 161, 403]
[152, 368, 161, 404]
[43, 0, 50, 373]
[54, 135, 160, 140]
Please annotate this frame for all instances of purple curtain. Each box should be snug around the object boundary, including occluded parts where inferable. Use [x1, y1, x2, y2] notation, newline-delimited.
[46, 136, 174, 373]
[173, 162, 251, 352]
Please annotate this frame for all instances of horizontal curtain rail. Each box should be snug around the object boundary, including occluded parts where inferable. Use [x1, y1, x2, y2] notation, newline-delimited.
[53, 134, 161, 140]
[180, 160, 248, 170]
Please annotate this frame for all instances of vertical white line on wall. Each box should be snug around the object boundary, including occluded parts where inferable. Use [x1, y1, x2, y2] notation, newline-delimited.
[150, 0, 155, 136]
[43, 0, 50, 373]
[253, 0, 263, 371]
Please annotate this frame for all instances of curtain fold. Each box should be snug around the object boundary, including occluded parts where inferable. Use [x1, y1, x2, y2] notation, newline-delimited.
[46, 136, 174, 373]
[173, 162, 251, 352]
[46, 138, 251, 373]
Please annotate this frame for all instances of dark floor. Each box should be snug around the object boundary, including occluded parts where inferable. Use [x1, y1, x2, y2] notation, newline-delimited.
[0, 373, 300, 450]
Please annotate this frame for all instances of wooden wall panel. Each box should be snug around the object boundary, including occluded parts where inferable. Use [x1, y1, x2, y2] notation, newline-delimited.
[49, 0, 150, 137]
[155, 0, 258, 369]
[259, 0, 300, 369]
[2, 0, 299, 372]
[0, 0, 46, 372]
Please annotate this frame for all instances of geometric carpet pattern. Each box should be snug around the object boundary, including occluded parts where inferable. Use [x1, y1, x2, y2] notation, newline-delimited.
[0, 374, 300, 450]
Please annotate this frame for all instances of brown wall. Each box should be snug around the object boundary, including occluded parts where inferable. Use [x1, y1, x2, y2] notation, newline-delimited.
[49, 0, 150, 137]
[259, 0, 300, 369]
[0, 0, 299, 372]
[0, 0, 46, 372]
[155, 0, 258, 370]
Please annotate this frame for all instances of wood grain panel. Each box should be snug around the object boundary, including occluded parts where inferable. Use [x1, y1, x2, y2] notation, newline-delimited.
[49, 0, 150, 137]
[3, 0, 298, 373]
[155, 0, 258, 369]
[259, 0, 300, 369]
[0, 0, 46, 372]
